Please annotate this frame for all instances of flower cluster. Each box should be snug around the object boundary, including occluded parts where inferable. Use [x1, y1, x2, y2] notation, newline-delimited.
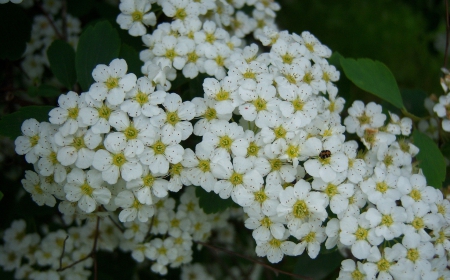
[3, 0, 450, 279]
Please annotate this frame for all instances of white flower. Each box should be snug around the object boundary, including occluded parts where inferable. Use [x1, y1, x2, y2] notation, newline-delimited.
[312, 175, 354, 215]
[152, 35, 188, 70]
[117, 0, 156, 37]
[78, 94, 117, 134]
[150, 93, 195, 141]
[337, 259, 367, 280]
[115, 190, 155, 222]
[360, 167, 401, 205]
[139, 126, 184, 174]
[14, 119, 48, 164]
[234, 179, 280, 216]
[64, 168, 111, 213]
[126, 166, 169, 205]
[88, 58, 137, 105]
[92, 142, 143, 184]
[244, 204, 286, 241]
[213, 156, 263, 203]
[21, 171, 56, 207]
[397, 174, 438, 209]
[191, 97, 232, 136]
[344, 101, 386, 137]
[255, 233, 297, 263]
[293, 220, 326, 259]
[304, 135, 348, 182]
[145, 237, 178, 266]
[48, 91, 86, 136]
[54, 128, 101, 169]
[201, 120, 246, 156]
[276, 180, 328, 231]
[339, 213, 383, 260]
[162, 0, 200, 22]
[121, 77, 166, 117]
[238, 80, 279, 128]
[365, 198, 406, 240]
[203, 77, 242, 115]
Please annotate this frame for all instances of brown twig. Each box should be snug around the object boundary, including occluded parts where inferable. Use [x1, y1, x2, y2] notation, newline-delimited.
[37, 4, 64, 40]
[57, 217, 101, 275]
[58, 235, 69, 270]
[197, 241, 313, 280]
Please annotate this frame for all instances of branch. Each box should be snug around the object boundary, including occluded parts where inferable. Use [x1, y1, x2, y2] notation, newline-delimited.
[196, 241, 313, 280]
[37, 4, 64, 40]
[57, 217, 101, 275]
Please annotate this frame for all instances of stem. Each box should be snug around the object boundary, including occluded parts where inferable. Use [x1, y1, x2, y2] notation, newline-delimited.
[58, 235, 69, 270]
[57, 217, 101, 274]
[401, 108, 422, 122]
[197, 241, 313, 280]
[38, 4, 64, 40]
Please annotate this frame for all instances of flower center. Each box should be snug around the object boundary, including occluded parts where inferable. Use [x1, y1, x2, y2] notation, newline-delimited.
[281, 53, 293, 64]
[219, 135, 232, 150]
[215, 89, 229, 101]
[30, 134, 40, 147]
[152, 140, 166, 155]
[124, 126, 138, 140]
[34, 184, 44, 194]
[269, 158, 283, 171]
[274, 125, 286, 139]
[49, 151, 58, 164]
[261, 217, 272, 228]
[269, 238, 281, 248]
[285, 144, 299, 159]
[97, 105, 112, 119]
[411, 217, 424, 230]
[305, 43, 314, 52]
[68, 107, 79, 119]
[292, 200, 309, 219]
[381, 214, 394, 227]
[377, 258, 390, 272]
[165, 48, 176, 61]
[105, 77, 119, 90]
[215, 55, 225, 67]
[143, 174, 154, 187]
[198, 159, 211, 172]
[325, 184, 338, 198]
[112, 153, 126, 167]
[351, 270, 364, 280]
[304, 231, 316, 243]
[72, 136, 86, 150]
[323, 72, 330, 83]
[410, 189, 422, 201]
[252, 97, 267, 112]
[357, 114, 371, 125]
[292, 98, 305, 112]
[166, 111, 180, 126]
[203, 107, 217, 121]
[175, 8, 187, 20]
[131, 11, 143, 22]
[243, 71, 256, 79]
[205, 32, 216, 44]
[254, 190, 267, 203]
[355, 227, 368, 241]
[170, 163, 183, 176]
[302, 72, 313, 84]
[375, 182, 388, 193]
[406, 248, 419, 262]
[80, 182, 93, 196]
[229, 172, 243, 186]
[187, 51, 199, 63]
[286, 74, 297, 84]
[135, 91, 149, 105]
[247, 142, 259, 157]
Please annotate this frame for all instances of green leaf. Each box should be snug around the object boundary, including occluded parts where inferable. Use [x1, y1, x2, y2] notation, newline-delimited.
[119, 43, 142, 76]
[195, 186, 234, 214]
[293, 248, 343, 279]
[47, 40, 77, 89]
[0, 106, 54, 140]
[401, 89, 428, 118]
[412, 130, 446, 189]
[0, 3, 32, 60]
[27, 85, 60, 98]
[340, 57, 404, 109]
[75, 20, 121, 91]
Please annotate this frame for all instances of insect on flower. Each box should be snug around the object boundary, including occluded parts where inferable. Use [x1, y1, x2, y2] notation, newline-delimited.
[319, 150, 331, 159]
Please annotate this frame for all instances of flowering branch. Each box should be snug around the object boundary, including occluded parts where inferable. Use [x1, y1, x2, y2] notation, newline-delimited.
[197, 241, 313, 280]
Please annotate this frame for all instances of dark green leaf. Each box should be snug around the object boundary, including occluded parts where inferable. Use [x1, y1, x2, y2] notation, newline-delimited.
[67, 0, 94, 17]
[47, 40, 77, 89]
[195, 186, 234, 214]
[119, 43, 142, 76]
[401, 89, 428, 117]
[0, 106, 54, 140]
[0, 191, 3, 201]
[293, 249, 343, 280]
[340, 57, 404, 109]
[75, 20, 121, 91]
[328, 52, 344, 68]
[0, 3, 32, 60]
[413, 130, 446, 189]
[27, 85, 60, 98]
